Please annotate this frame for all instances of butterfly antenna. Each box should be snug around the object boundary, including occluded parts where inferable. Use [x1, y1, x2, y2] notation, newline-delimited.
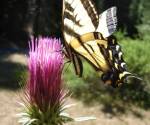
[127, 75, 143, 81]
[126, 73, 143, 81]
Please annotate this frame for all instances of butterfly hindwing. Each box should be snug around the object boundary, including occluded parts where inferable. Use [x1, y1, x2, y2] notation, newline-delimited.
[96, 7, 117, 38]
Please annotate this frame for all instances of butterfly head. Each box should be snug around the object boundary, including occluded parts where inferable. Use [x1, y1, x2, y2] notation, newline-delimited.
[101, 71, 132, 88]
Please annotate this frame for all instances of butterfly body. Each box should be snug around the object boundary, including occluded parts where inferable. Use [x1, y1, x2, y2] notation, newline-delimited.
[62, 0, 132, 87]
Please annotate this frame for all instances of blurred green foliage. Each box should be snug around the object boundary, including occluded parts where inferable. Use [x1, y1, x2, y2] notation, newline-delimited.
[138, 0, 150, 40]
[121, 38, 150, 76]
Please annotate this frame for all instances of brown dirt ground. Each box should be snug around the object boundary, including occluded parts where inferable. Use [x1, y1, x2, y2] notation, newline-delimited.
[0, 53, 150, 125]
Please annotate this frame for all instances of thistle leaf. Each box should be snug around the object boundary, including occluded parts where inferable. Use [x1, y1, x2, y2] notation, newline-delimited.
[18, 117, 30, 124]
[61, 103, 76, 111]
[16, 113, 29, 117]
[60, 112, 70, 117]
[25, 119, 37, 125]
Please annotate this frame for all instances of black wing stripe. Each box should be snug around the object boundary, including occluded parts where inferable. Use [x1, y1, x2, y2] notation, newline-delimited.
[77, 37, 102, 68]
[65, 2, 74, 12]
[63, 25, 79, 38]
[97, 44, 109, 59]
[80, 0, 99, 28]
[64, 11, 82, 27]
[87, 44, 95, 53]
[64, 1, 83, 27]
[72, 53, 83, 76]
[93, 32, 105, 40]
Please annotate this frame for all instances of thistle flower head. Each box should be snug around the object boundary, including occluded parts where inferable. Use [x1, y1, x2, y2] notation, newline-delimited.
[18, 37, 95, 125]
[27, 37, 63, 112]
[18, 37, 71, 125]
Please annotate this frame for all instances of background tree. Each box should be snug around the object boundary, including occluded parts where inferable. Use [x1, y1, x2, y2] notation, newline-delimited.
[0, 0, 148, 48]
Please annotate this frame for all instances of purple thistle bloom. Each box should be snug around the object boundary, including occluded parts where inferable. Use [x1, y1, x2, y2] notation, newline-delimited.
[18, 37, 95, 125]
[27, 37, 64, 112]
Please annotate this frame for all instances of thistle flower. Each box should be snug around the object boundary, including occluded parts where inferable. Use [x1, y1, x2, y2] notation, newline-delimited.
[18, 37, 69, 125]
[18, 37, 95, 125]
[27, 37, 63, 112]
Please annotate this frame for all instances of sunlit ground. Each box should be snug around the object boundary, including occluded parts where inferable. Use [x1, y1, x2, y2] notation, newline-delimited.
[0, 51, 150, 125]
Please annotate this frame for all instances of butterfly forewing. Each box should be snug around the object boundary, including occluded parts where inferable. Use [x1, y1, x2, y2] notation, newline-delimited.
[63, 0, 98, 43]
[62, 0, 100, 76]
